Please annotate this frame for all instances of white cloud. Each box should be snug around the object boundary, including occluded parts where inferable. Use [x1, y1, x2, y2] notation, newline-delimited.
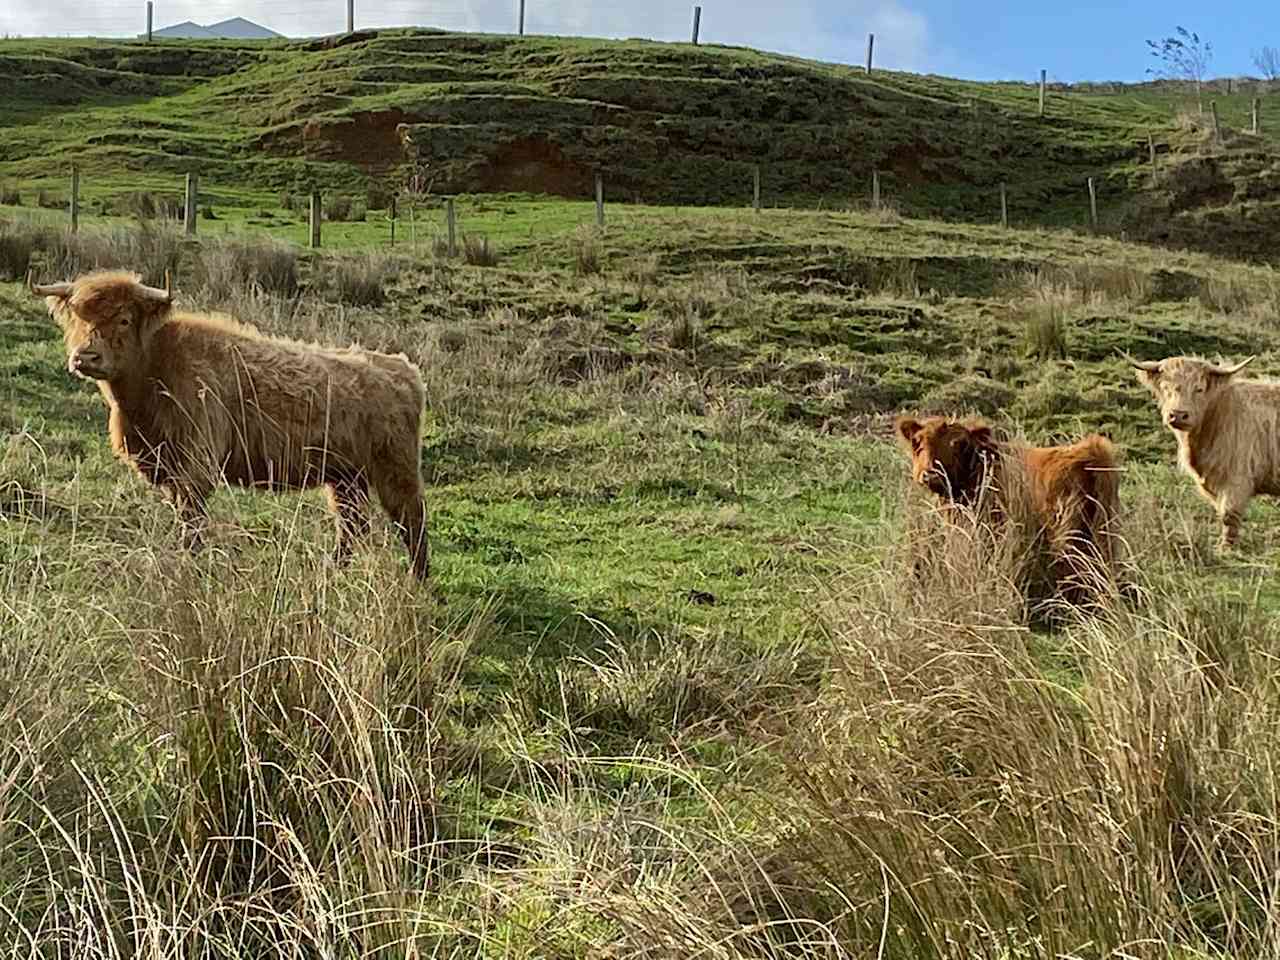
[1, 0, 932, 73]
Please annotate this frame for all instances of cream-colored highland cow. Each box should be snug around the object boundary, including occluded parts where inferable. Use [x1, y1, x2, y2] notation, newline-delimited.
[1130, 353, 1277, 550]
[29, 269, 430, 579]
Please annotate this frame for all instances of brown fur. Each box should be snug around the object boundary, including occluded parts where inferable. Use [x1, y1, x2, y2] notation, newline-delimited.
[39, 269, 430, 578]
[895, 414, 1122, 603]
[1133, 355, 1279, 550]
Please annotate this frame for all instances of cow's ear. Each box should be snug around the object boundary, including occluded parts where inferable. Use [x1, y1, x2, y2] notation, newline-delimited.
[967, 424, 997, 453]
[896, 417, 922, 449]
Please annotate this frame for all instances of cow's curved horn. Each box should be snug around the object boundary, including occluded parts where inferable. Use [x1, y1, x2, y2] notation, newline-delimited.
[1121, 351, 1162, 373]
[136, 269, 173, 304]
[1211, 355, 1255, 377]
[26, 270, 73, 299]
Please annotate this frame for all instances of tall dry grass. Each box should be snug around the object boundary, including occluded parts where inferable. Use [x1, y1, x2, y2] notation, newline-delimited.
[0, 482, 487, 954]
[558, 483, 1280, 958]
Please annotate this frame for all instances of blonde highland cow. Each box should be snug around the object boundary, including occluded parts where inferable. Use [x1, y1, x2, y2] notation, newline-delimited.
[1129, 353, 1274, 551]
[28, 269, 430, 579]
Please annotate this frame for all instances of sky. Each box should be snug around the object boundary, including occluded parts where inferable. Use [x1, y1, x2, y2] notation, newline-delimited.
[1, 0, 1276, 83]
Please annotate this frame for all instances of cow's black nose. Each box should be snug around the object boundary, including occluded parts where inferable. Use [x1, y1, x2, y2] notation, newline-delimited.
[1167, 409, 1191, 428]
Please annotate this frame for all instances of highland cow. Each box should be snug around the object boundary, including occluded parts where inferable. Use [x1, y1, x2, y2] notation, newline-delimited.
[29, 269, 430, 579]
[1129, 353, 1272, 550]
[895, 415, 1122, 603]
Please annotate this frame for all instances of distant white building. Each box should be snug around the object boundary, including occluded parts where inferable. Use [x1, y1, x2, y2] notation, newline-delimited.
[146, 17, 282, 39]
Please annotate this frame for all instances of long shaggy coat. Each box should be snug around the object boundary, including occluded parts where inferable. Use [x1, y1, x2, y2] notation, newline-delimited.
[1131, 354, 1278, 549]
[895, 415, 1122, 603]
[37, 270, 430, 578]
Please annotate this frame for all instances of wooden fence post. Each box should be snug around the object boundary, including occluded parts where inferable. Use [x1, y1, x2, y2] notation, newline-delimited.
[871, 169, 881, 209]
[446, 198, 457, 255]
[595, 173, 604, 229]
[346, 0, 354, 33]
[69, 165, 80, 233]
[184, 173, 197, 236]
[752, 164, 761, 212]
[1210, 100, 1222, 145]
[1148, 131, 1158, 184]
[691, 5, 701, 44]
[1038, 69, 1046, 117]
[309, 191, 321, 248]
[865, 33, 874, 74]
[1000, 182, 1008, 228]
[1087, 177, 1098, 231]
[1253, 97, 1261, 135]
[518, 0, 525, 35]
[146, 1, 153, 42]
[388, 197, 396, 246]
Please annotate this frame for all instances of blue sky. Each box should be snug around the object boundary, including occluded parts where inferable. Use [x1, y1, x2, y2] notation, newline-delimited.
[2, 0, 1274, 83]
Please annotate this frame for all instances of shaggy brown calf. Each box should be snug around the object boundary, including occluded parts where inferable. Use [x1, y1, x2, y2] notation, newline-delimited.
[29, 269, 430, 579]
[1129, 353, 1270, 550]
[895, 415, 1122, 603]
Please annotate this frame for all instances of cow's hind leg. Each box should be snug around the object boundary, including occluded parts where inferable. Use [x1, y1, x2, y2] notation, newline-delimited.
[327, 474, 372, 566]
[373, 467, 430, 581]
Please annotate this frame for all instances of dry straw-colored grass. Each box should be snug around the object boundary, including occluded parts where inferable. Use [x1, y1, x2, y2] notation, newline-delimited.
[555, 484, 1280, 959]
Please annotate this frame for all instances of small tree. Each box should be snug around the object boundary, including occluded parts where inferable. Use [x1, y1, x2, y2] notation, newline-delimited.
[1147, 27, 1213, 111]
[399, 162, 435, 251]
[1253, 46, 1280, 82]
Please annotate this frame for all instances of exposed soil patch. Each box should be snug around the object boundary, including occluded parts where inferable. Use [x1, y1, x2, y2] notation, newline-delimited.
[298, 109, 420, 171]
[474, 137, 593, 197]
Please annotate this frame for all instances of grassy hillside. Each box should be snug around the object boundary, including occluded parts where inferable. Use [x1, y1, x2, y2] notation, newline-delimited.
[5, 205, 1280, 953]
[3, 29, 1280, 260]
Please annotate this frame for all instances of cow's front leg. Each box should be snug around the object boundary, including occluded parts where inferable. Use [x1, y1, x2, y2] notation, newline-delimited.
[1217, 486, 1253, 552]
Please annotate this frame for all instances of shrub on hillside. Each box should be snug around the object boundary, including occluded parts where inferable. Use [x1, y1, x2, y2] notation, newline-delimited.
[365, 182, 394, 211]
[324, 194, 367, 222]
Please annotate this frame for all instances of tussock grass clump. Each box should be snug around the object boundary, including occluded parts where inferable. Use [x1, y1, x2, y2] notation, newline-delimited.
[325, 251, 397, 306]
[115, 190, 182, 221]
[571, 224, 602, 275]
[0, 181, 21, 206]
[43, 222, 185, 284]
[669, 308, 699, 351]
[516, 632, 816, 746]
[195, 236, 299, 303]
[621, 252, 661, 306]
[1009, 260, 1151, 309]
[0, 219, 53, 280]
[462, 233, 499, 267]
[1201, 271, 1268, 315]
[35, 188, 64, 210]
[1021, 297, 1070, 359]
[324, 194, 365, 223]
[659, 267, 753, 322]
[0, 509, 485, 952]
